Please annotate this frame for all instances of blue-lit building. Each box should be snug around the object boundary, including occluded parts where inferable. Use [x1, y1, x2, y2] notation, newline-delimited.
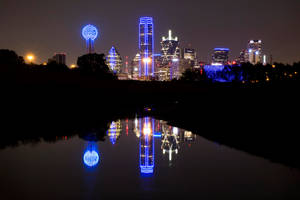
[107, 46, 122, 74]
[82, 24, 99, 54]
[139, 17, 154, 79]
[212, 48, 229, 65]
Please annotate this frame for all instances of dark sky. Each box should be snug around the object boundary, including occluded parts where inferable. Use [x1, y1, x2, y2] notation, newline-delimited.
[1, 0, 300, 65]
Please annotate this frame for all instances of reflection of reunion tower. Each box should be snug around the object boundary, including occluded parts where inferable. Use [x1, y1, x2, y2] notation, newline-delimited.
[82, 24, 99, 54]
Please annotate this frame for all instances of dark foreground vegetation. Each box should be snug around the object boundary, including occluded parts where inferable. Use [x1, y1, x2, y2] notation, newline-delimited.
[1, 49, 300, 169]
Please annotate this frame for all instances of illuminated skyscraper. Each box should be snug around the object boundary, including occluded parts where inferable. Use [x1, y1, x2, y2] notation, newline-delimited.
[107, 46, 122, 74]
[161, 30, 180, 65]
[212, 48, 229, 65]
[246, 40, 262, 64]
[182, 48, 197, 68]
[139, 17, 154, 79]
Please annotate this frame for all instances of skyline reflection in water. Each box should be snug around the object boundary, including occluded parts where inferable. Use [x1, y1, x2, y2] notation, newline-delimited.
[104, 117, 197, 175]
[0, 117, 299, 200]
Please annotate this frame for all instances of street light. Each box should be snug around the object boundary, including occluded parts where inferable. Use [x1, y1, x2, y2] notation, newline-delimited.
[26, 54, 35, 63]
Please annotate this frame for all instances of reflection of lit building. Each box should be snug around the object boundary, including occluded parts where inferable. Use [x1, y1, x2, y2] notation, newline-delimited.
[212, 48, 229, 65]
[107, 46, 122, 74]
[139, 117, 154, 175]
[184, 131, 196, 142]
[246, 40, 262, 64]
[162, 127, 180, 162]
[161, 30, 180, 66]
[139, 17, 154, 79]
[107, 120, 122, 145]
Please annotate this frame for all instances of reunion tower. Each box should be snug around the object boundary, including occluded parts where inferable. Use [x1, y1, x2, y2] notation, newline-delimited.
[82, 24, 99, 54]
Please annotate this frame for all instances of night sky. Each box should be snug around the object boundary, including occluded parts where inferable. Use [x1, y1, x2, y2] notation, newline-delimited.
[1, 0, 299, 65]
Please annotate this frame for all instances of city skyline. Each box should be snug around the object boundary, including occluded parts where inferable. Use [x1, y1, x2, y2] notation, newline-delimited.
[1, 0, 299, 65]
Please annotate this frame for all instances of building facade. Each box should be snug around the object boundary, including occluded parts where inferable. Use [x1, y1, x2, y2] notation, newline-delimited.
[161, 30, 180, 66]
[246, 40, 262, 64]
[107, 46, 122, 74]
[181, 48, 197, 68]
[139, 17, 154, 79]
[212, 48, 229, 65]
[48, 53, 66, 65]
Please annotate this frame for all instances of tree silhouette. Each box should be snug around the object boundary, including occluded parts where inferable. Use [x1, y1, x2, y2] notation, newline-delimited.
[46, 61, 69, 72]
[76, 53, 117, 80]
[0, 49, 24, 73]
[180, 68, 207, 82]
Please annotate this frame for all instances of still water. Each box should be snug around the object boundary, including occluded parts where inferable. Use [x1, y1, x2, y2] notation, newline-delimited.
[0, 117, 299, 200]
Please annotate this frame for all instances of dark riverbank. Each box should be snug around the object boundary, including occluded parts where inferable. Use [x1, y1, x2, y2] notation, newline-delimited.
[1, 74, 300, 168]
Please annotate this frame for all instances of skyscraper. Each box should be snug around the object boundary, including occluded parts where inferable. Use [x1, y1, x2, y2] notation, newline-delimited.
[246, 40, 262, 64]
[139, 17, 154, 79]
[182, 48, 197, 67]
[238, 50, 247, 64]
[131, 53, 141, 79]
[106, 46, 122, 74]
[49, 53, 66, 65]
[212, 48, 229, 65]
[161, 30, 180, 65]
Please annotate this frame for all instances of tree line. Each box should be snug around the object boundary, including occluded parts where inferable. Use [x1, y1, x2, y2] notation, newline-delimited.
[180, 62, 300, 83]
[0, 49, 117, 80]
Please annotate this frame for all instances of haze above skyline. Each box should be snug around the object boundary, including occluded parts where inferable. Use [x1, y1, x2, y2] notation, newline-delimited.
[0, 0, 299, 65]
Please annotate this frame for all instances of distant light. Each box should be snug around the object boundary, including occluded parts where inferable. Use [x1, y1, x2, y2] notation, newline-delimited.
[82, 24, 98, 41]
[172, 58, 179, 62]
[143, 57, 152, 64]
[214, 48, 229, 51]
[143, 122, 152, 136]
[250, 40, 254, 43]
[256, 51, 259, 55]
[259, 40, 262, 43]
[263, 55, 267, 65]
[173, 127, 179, 135]
[70, 64, 77, 69]
[43, 62, 47, 66]
[83, 150, 99, 167]
[248, 49, 252, 53]
[26, 54, 35, 63]
[211, 63, 223, 66]
[154, 132, 162, 138]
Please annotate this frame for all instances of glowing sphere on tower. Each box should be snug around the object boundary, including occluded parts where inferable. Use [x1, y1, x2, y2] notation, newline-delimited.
[82, 24, 99, 41]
